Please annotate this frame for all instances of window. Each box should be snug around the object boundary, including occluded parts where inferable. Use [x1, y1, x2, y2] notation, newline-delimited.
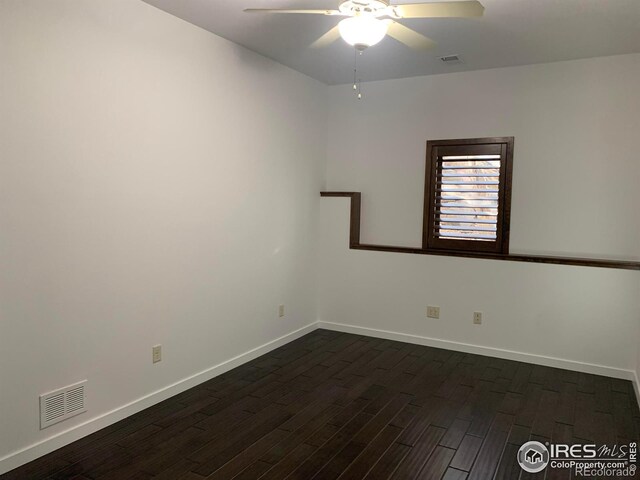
[423, 137, 514, 254]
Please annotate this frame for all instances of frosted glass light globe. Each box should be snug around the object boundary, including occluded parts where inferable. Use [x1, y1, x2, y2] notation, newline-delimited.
[338, 16, 388, 49]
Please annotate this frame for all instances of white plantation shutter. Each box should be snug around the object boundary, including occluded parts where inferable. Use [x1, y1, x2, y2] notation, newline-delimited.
[436, 155, 500, 241]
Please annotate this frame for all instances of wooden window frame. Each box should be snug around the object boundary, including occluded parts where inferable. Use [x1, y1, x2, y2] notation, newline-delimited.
[422, 137, 514, 254]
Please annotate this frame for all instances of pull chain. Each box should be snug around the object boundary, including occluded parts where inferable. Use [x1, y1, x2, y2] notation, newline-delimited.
[353, 49, 358, 91]
[353, 48, 363, 100]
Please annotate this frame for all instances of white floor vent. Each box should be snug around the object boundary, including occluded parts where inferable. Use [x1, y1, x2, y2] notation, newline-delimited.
[40, 380, 87, 429]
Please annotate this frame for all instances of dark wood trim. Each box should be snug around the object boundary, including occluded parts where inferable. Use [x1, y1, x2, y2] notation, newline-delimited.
[423, 137, 514, 254]
[321, 191, 361, 246]
[422, 141, 436, 250]
[321, 192, 640, 271]
[501, 139, 515, 254]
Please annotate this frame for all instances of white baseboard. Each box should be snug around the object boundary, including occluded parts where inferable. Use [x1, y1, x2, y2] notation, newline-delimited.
[0, 322, 318, 476]
[317, 321, 638, 382]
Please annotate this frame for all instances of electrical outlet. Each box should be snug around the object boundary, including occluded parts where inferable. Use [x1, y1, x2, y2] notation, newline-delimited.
[426, 306, 440, 319]
[473, 312, 482, 325]
[152, 345, 162, 363]
[278, 304, 285, 318]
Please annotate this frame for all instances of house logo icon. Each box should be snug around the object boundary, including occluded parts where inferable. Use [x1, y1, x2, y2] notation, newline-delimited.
[517, 441, 550, 473]
[525, 449, 542, 463]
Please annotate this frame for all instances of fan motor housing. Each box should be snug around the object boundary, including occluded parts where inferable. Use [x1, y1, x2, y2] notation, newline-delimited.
[339, 0, 390, 15]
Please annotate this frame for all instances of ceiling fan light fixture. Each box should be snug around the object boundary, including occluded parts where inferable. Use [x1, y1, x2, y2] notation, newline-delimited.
[338, 16, 388, 49]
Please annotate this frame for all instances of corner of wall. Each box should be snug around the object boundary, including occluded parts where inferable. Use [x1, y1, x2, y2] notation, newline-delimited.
[0, 322, 320, 476]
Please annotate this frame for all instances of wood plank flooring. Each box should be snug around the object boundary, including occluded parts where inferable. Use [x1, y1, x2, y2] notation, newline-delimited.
[3, 330, 639, 480]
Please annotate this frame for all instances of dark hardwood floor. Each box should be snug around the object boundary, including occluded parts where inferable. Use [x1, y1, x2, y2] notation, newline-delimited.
[3, 329, 639, 480]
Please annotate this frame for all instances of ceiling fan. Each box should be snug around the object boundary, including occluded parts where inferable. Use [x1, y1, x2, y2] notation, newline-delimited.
[244, 1, 484, 51]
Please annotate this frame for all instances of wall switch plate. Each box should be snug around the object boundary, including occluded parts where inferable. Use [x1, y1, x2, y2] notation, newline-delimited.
[152, 345, 162, 363]
[427, 306, 440, 319]
[278, 304, 285, 318]
[473, 312, 482, 325]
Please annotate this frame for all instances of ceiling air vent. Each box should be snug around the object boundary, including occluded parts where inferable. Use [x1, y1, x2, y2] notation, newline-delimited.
[439, 54, 463, 64]
[40, 380, 87, 429]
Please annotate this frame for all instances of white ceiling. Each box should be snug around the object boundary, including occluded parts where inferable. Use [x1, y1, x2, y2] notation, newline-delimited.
[142, 0, 640, 85]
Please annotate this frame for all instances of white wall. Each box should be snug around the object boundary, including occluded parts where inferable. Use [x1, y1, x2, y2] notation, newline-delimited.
[0, 0, 326, 467]
[319, 55, 640, 376]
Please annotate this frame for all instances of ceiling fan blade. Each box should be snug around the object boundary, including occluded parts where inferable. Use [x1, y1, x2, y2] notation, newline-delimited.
[310, 26, 341, 48]
[244, 8, 342, 15]
[386, 21, 436, 50]
[393, 1, 484, 19]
